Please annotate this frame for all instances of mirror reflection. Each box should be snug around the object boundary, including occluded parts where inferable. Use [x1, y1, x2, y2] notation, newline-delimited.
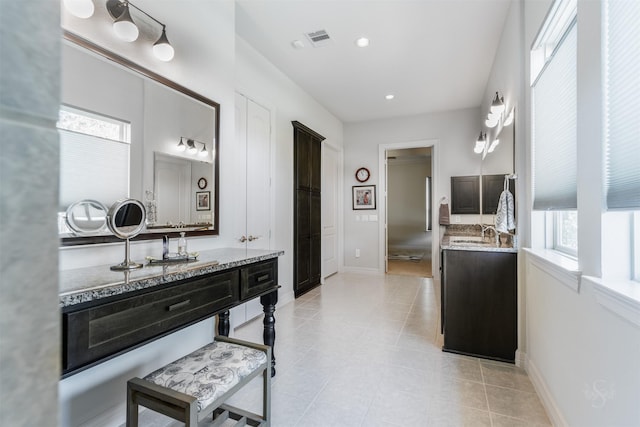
[59, 32, 219, 244]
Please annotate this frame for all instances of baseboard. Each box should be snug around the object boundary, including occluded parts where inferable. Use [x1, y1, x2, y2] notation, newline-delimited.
[515, 348, 526, 368]
[524, 354, 568, 427]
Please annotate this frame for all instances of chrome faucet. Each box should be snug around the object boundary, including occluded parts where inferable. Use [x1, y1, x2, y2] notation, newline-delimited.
[481, 224, 500, 246]
[162, 235, 169, 259]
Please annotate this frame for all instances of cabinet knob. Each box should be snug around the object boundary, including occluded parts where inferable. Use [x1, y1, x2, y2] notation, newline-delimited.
[248, 235, 260, 242]
[239, 235, 247, 242]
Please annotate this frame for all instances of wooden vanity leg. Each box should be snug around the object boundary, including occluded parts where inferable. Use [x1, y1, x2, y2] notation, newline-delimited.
[217, 310, 230, 337]
[260, 290, 278, 377]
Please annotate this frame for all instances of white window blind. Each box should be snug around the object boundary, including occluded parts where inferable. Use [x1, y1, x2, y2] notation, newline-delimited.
[532, 23, 577, 211]
[604, 0, 640, 210]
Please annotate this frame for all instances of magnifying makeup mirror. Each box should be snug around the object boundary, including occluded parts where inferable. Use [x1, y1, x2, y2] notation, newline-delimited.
[107, 199, 146, 271]
[65, 199, 108, 235]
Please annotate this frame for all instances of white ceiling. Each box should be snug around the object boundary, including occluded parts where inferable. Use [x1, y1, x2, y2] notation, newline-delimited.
[236, 0, 512, 123]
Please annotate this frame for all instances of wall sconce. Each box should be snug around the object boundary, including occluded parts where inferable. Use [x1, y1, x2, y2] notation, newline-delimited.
[64, 0, 175, 61]
[177, 137, 208, 157]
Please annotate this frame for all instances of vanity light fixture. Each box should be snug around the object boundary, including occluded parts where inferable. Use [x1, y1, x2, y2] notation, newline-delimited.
[177, 137, 208, 157]
[106, 0, 175, 61]
[63, 0, 95, 18]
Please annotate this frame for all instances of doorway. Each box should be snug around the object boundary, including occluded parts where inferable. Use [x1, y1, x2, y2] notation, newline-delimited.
[378, 140, 438, 278]
[386, 148, 432, 277]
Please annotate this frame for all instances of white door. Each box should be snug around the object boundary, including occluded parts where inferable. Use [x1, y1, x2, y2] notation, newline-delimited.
[154, 154, 191, 225]
[232, 93, 272, 328]
[322, 144, 339, 278]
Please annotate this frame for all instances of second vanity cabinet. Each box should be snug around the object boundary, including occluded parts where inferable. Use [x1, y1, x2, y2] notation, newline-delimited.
[441, 249, 517, 362]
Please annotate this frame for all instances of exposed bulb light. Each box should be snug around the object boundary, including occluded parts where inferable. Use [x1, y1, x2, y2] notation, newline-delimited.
[63, 0, 95, 18]
[487, 139, 500, 153]
[198, 144, 208, 157]
[356, 37, 370, 48]
[385, 94, 395, 100]
[176, 137, 186, 152]
[474, 131, 487, 154]
[490, 91, 505, 114]
[153, 27, 174, 61]
[113, 3, 139, 42]
[485, 115, 499, 128]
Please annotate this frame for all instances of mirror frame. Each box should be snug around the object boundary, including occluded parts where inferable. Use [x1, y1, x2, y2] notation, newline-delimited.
[61, 31, 220, 246]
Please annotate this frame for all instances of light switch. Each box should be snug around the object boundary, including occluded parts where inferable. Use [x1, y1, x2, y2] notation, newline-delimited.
[355, 215, 360, 222]
[369, 214, 378, 222]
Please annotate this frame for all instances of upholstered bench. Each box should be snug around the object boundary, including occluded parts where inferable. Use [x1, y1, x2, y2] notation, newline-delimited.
[126, 336, 271, 427]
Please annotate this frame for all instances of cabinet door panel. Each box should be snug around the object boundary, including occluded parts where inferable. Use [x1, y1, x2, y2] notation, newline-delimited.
[451, 176, 480, 214]
[295, 130, 311, 189]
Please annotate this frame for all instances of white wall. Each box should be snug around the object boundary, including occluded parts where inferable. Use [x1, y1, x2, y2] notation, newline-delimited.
[518, 1, 640, 425]
[343, 107, 495, 271]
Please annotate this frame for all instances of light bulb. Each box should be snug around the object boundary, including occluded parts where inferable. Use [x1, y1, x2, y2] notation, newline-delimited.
[474, 141, 485, 154]
[64, 0, 95, 18]
[176, 139, 186, 152]
[485, 116, 499, 128]
[490, 92, 506, 114]
[198, 146, 208, 157]
[153, 29, 175, 62]
[488, 139, 500, 153]
[113, 4, 139, 42]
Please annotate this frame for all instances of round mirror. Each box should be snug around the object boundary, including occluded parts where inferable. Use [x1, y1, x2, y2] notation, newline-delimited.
[107, 199, 146, 239]
[65, 199, 108, 235]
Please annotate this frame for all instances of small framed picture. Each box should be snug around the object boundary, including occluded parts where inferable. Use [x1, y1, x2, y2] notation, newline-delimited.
[196, 191, 211, 211]
[352, 185, 376, 210]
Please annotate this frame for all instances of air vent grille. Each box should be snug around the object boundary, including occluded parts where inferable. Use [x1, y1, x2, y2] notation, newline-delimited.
[305, 29, 332, 47]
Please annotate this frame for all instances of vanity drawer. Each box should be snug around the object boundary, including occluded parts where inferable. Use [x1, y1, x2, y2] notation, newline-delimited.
[63, 270, 239, 373]
[241, 259, 277, 300]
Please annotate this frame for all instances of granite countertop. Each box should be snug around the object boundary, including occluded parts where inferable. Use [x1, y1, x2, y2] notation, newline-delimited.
[59, 248, 284, 308]
[441, 235, 518, 253]
[441, 224, 518, 253]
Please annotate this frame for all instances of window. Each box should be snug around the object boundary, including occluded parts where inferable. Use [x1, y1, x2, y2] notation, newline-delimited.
[57, 105, 131, 211]
[531, 0, 577, 256]
[554, 211, 577, 256]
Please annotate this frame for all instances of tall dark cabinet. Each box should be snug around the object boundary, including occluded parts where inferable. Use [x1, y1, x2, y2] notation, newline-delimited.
[292, 121, 324, 297]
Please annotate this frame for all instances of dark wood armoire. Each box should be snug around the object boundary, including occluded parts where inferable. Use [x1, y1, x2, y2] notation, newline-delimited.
[292, 121, 325, 297]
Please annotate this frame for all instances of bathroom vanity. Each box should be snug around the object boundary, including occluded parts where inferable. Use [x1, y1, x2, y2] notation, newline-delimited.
[60, 248, 282, 378]
[440, 235, 517, 362]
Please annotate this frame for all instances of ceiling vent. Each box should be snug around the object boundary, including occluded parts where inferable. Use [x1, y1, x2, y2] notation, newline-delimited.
[305, 29, 332, 47]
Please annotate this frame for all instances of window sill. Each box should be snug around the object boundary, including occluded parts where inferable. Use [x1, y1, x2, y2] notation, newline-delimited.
[524, 247, 582, 293]
[584, 276, 640, 329]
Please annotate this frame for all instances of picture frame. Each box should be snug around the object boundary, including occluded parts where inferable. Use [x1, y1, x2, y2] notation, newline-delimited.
[196, 191, 211, 211]
[352, 185, 376, 210]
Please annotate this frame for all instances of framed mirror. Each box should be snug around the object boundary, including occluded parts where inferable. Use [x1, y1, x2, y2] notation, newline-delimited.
[59, 31, 220, 246]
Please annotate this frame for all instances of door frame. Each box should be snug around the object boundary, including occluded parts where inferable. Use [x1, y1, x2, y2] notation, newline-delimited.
[378, 139, 440, 275]
[321, 140, 343, 283]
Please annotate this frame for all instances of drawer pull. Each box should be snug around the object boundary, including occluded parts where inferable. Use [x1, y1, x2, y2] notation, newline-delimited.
[167, 299, 191, 312]
[257, 274, 270, 283]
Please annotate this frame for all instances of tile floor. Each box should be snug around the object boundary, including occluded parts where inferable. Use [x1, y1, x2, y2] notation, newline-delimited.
[139, 272, 551, 427]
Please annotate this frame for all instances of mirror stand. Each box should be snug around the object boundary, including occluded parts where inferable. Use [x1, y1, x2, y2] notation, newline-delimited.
[111, 238, 143, 271]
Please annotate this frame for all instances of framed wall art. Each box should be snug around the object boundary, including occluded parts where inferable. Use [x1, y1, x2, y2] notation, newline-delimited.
[352, 185, 376, 210]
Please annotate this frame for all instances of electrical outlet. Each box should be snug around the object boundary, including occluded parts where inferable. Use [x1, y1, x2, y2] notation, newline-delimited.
[454, 215, 461, 223]
[355, 248, 360, 258]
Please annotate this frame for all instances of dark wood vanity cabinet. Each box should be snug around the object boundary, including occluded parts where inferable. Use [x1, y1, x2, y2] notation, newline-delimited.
[451, 176, 480, 214]
[442, 249, 517, 362]
[61, 258, 278, 377]
[482, 174, 516, 214]
[293, 121, 324, 297]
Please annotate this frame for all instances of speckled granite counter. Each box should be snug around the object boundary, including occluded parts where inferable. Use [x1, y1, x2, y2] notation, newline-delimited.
[59, 248, 284, 308]
[441, 236, 517, 253]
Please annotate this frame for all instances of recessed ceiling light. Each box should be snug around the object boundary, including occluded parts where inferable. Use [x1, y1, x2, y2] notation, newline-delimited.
[355, 37, 370, 48]
[385, 94, 395, 100]
[291, 40, 305, 49]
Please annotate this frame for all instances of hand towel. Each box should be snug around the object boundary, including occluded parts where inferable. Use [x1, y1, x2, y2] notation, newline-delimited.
[439, 202, 450, 225]
[495, 179, 515, 233]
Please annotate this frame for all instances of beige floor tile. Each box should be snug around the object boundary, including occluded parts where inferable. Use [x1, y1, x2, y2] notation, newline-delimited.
[486, 385, 552, 425]
[427, 402, 493, 427]
[481, 361, 536, 393]
[490, 412, 552, 427]
[437, 378, 489, 411]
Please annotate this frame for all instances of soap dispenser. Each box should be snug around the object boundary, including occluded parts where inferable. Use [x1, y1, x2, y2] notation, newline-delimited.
[178, 232, 187, 256]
